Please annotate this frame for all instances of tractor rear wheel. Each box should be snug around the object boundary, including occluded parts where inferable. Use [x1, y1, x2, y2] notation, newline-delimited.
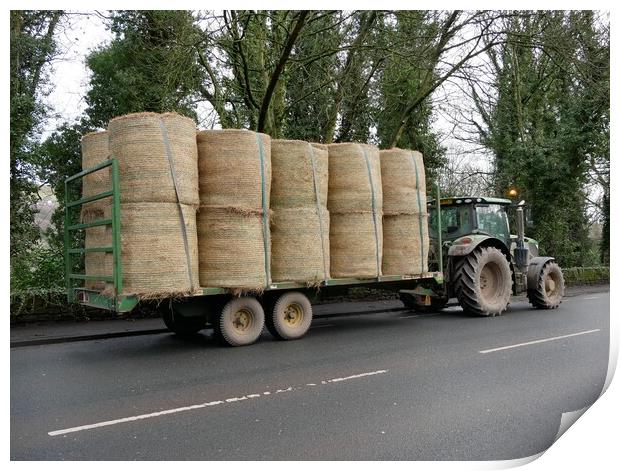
[527, 261, 564, 309]
[453, 247, 512, 316]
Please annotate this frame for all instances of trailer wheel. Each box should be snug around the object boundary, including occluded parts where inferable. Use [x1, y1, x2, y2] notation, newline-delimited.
[266, 291, 313, 340]
[453, 246, 512, 316]
[161, 308, 206, 336]
[527, 261, 565, 309]
[215, 297, 265, 347]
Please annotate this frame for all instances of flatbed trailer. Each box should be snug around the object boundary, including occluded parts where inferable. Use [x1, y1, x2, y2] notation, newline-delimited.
[65, 159, 444, 346]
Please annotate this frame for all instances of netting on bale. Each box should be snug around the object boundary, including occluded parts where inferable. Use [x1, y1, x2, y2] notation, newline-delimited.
[379, 148, 426, 215]
[81, 131, 110, 216]
[379, 148, 429, 275]
[327, 143, 383, 278]
[108, 112, 199, 205]
[382, 213, 429, 276]
[197, 207, 269, 290]
[329, 211, 383, 278]
[270, 140, 328, 208]
[104, 202, 199, 297]
[197, 129, 271, 211]
[327, 143, 382, 213]
[271, 207, 330, 283]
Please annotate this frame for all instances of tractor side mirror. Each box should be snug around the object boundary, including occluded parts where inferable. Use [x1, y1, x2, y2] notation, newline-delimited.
[525, 208, 534, 227]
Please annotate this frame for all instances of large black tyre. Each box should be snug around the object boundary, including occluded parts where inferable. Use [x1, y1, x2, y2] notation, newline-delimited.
[453, 246, 512, 316]
[214, 297, 265, 347]
[527, 261, 564, 309]
[266, 291, 313, 340]
[399, 292, 448, 312]
[162, 308, 206, 336]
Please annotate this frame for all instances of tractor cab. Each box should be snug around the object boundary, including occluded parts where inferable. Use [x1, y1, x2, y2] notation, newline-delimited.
[428, 196, 512, 249]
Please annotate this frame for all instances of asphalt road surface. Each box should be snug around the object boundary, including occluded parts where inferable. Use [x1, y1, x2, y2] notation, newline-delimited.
[11, 290, 609, 460]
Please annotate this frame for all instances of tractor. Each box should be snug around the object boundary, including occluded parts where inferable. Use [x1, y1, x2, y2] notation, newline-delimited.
[400, 193, 565, 316]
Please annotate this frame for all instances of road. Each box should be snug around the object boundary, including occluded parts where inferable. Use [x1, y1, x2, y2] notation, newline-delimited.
[11, 290, 609, 460]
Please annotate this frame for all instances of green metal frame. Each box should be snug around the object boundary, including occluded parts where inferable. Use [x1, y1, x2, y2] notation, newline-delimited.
[64, 158, 138, 312]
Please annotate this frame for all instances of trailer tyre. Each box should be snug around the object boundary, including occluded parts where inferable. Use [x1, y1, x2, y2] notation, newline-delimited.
[267, 291, 313, 340]
[162, 308, 206, 336]
[215, 297, 265, 347]
[453, 246, 512, 316]
[527, 261, 564, 309]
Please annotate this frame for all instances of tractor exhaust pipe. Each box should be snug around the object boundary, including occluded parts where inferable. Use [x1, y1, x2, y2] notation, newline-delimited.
[514, 205, 528, 269]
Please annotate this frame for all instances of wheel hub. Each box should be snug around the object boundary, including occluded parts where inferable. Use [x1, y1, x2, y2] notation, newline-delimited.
[479, 262, 500, 302]
[232, 309, 253, 332]
[283, 303, 303, 327]
[545, 272, 559, 300]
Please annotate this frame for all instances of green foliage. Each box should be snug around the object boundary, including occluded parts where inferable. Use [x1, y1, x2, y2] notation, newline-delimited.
[481, 12, 609, 268]
[10, 10, 63, 284]
[85, 10, 204, 126]
[562, 266, 609, 286]
[10, 244, 65, 292]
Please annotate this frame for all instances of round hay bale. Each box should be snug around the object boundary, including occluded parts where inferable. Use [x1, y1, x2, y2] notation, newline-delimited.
[81, 130, 110, 216]
[270, 140, 328, 209]
[83, 208, 112, 290]
[380, 148, 427, 215]
[197, 206, 269, 289]
[105, 202, 199, 297]
[108, 112, 198, 205]
[327, 143, 382, 213]
[330, 211, 383, 278]
[271, 207, 330, 283]
[382, 213, 429, 276]
[197, 129, 271, 211]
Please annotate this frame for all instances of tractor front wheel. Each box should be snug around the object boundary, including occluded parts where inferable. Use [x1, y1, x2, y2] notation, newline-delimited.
[453, 247, 512, 316]
[527, 261, 565, 309]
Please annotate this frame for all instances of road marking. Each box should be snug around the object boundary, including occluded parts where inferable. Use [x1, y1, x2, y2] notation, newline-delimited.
[48, 369, 389, 437]
[398, 313, 441, 319]
[583, 296, 599, 300]
[479, 329, 601, 354]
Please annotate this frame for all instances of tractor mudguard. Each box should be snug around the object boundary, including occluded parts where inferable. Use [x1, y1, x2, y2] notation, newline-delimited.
[526, 256, 556, 290]
[447, 234, 494, 257]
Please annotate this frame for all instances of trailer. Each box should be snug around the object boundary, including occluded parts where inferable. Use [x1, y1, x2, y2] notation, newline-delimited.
[64, 159, 444, 346]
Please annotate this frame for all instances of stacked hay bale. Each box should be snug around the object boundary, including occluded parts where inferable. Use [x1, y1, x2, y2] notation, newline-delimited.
[270, 140, 329, 283]
[106, 112, 200, 297]
[196, 129, 271, 290]
[81, 131, 112, 290]
[327, 143, 383, 278]
[380, 148, 429, 275]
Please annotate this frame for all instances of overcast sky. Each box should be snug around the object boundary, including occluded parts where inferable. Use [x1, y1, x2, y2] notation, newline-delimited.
[42, 12, 111, 136]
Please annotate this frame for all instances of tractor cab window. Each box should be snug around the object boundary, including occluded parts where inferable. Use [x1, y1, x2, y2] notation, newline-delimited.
[475, 204, 510, 241]
[429, 205, 472, 239]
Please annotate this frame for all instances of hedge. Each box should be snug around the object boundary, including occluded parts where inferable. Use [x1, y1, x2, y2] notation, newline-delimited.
[561, 266, 610, 285]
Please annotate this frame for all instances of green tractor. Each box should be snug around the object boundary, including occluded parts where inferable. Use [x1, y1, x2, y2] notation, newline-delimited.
[400, 194, 565, 316]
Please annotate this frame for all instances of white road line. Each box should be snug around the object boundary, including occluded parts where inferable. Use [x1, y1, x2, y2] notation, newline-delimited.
[583, 296, 599, 300]
[48, 369, 389, 437]
[398, 313, 441, 319]
[479, 329, 601, 354]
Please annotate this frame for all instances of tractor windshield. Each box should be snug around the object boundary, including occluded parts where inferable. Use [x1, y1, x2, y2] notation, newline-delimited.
[475, 204, 510, 242]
